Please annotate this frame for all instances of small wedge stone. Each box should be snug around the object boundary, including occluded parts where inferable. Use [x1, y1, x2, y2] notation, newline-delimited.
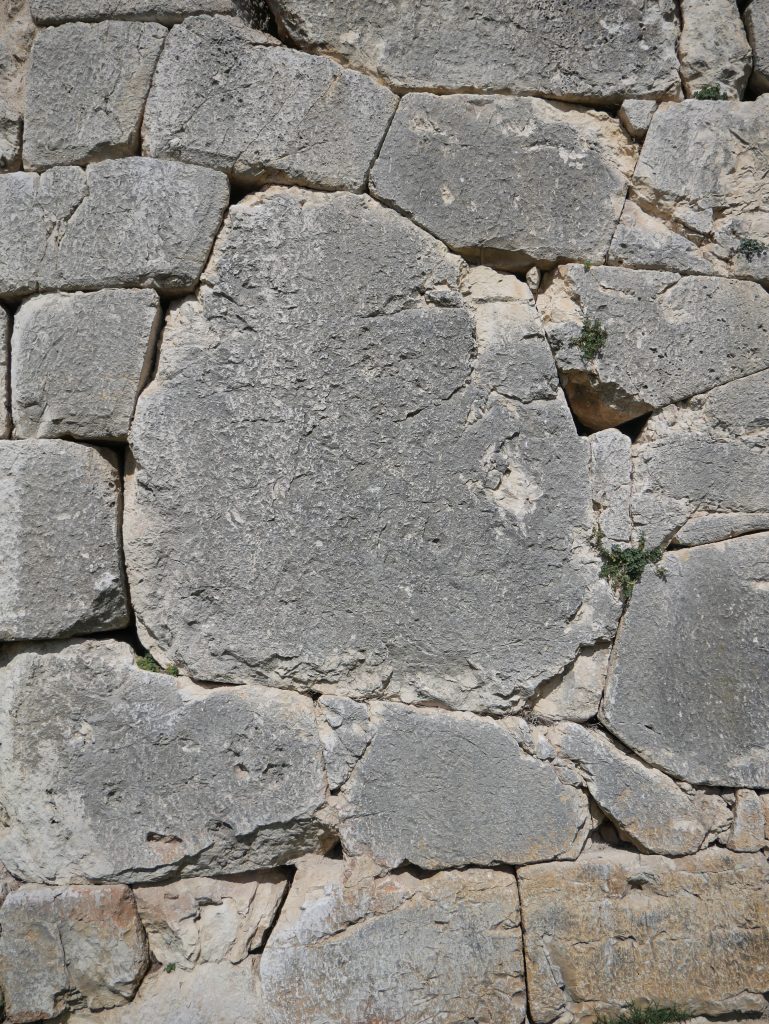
[726, 790, 766, 852]
[529, 646, 610, 724]
[746, 0, 769, 92]
[618, 99, 657, 138]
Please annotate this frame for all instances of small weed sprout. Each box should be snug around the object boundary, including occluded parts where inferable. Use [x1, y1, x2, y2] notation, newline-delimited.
[593, 527, 666, 600]
[583, 259, 592, 272]
[738, 238, 767, 262]
[164, 962, 177, 974]
[136, 654, 180, 677]
[595, 1005, 689, 1024]
[575, 317, 607, 360]
[693, 84, 726, 100]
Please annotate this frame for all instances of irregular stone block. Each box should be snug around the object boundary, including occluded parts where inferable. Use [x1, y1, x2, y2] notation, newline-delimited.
[0, 884, 148, 1022]
[12, 289, 161, 441]
[133, 873, 287, 968]
[143, 16, 397, 192]
[678, 0, 752, 98]
[529, 646, 610, 724]
[674, 512, 769, 547]
[0, 638, 327, 882]
[618, 99, 656, 138]
[339, 702, 588, 869]
[519, 847, 769, 1023]
[24, 21, 166, 169]
[0, 159, 229, 299]
[0, 440, 128, 640]
[601, 534, 769, 787]
[316, 696, 372, 791]
[370, 94, 635, 270]
[125, 188, 618, 715]
[0, 306, 9, 439]
[539, 265, 769, 428]
[0, 0, 34, 116]
[550, 723, 711, 855]
[269, 0, 681, 102]
[609, 199, 718, 275]
[31, 0, 236, 24]
[746, 0, 769, 92]
[726, 789, 766, 852]
[260, 855, 526, 1024]
[618, 97, 769, 283]
[589, 429, 631, 544]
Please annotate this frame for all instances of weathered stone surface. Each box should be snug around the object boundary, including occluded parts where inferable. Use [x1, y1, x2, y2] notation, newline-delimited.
[747, 0, 769, 92]
[0, 440, 128, 640]
[31, 0, 236, 24]
[370, 94, 635, 270]
[601, 534, 769, 787]
[260, 855, 526, 1024]
[0, 103, 21, 170]
[125, 188, 618, 715]
[0, 638, 328, 883]
[609, 199, 717, 275]
[550, 723, 711, 856]
[0, 0, 34, 116]
[0, 884, 148, 1022]
[726, 789, 766, 852]
[316, 696, 372, 791]
[270, 0, 681, 102]
[0, 159, 229, 299]
[519, 847, 769, 1023]
[615, 97, 769, 283]
[134, 873, 287, 968]
[338, 702, 588, 869]
[0, 306, 9, 439]
[631, 370, 769, 545]
[539, 264, 769, 428]
[618, 99, 656, 138]
[590, 429, 631, 544]
[678, 0, 752, 98]
[12, 289, 161, 441]
[143, 16, 397, 192]
[530, 646, 610, 724]
[69, 961, 260, 1024]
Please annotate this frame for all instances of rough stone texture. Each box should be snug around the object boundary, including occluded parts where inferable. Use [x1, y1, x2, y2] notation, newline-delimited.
[631, 370, 769, 546]
[270, 0, 681, 102]
[612, 97, 769, 283]
[125, 188, 618, 715]
[726, 789, 766, 852]
[0, 159, 229, 299]
[24, 22, 166, 170]
[31, 0, 236, 24]
[550, 723, 712, 855]
[338, 702, 588, 869]
[618, 99, 656, 138]
[0, 440, 128, 640]
[69, 961, 261, 1024]
[609, 199, 719, 275]
[0, 638, 328, 883]
[0, 306, 9, 439]
[0, 0, 34, 116]
[747, 0, 769, 92]
[0, 884, 148, 1022]
[539, 264, 769, 428]
[0, 104, 21, 170]
[260, 855, 526, 1024]
[370, 94, 635, 271]
[12, 289, 161, 441]
[133, 874, 287, 968]
[601, 534, 769, 787]
[678, 0, 752, 98]
[590, 429, 631, 544]
[316, 696, 372, 791]
[530, 646, 610, 723]
[519, 847, 769, 1023]
[143, 16, 397, 192]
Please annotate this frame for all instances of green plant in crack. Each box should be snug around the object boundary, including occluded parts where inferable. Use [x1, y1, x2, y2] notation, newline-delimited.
[693, 84, 727, 99]
[595, 1004, 689, 1024]
[737, 238, 767, 262]
[593, 527, 666, 600]
[136, 653, 180, 677]
[164, 962, 177, 974]
[574, 317, 608, 360]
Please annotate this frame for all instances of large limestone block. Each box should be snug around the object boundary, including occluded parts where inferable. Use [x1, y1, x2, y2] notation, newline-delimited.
[519, 848, 769, 1023]
[678, 0, 752, 98]
[125, 188, 618, 714]
[31, 0, 236, 24]
[0, 306, 9, 439]
[12, 289, 161, 441]
[0, 884, 148, 1022]
[614, 98, 769, 283]
[143, 16, 397, 192]
[370, 94, 635, 270]
[0, 159, 229, 299]
[269, 0, 680, 102]
[0, 440, 128, 640]
[601, 534, 769, 787]
[539, 265, 769, 428]
[0, 639, 328, 883]
[260, 855, 526, 1024]
[338, 702, 588, 869]
[747, 0, 769, 92]
[550, 723, 711, 855]
[24, 21, 166, 169]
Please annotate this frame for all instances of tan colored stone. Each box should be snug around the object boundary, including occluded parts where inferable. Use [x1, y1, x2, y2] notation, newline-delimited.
[726, 789, 766, 852]
[679, 0, 752, 98]
[530, 646, 610, 724]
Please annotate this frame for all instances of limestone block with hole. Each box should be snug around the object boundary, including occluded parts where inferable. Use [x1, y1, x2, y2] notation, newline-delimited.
[678, 0, 752, 98]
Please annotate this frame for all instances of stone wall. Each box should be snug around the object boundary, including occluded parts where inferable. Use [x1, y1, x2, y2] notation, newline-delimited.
[0, 1, 768, 1022]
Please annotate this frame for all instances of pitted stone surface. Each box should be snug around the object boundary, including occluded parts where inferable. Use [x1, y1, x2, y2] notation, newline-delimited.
[678, 0, 752, 98]
[370, 94, 635, 270]
[12, 289, 161, 441]
[601, 534, 769, 787]
[143, 16, 397, 192]
[269, 0, 681, 102]
[24, 21, 167, 169]
[0, 306, 9, 438]
[747, 0, 769, 91]
[125, 188, 618, 713]
[316, 695, 372, 791]
[260, 855, 526, 1024]
[0, 440, 128, 640]
[0, 884, 148, 1022]
[539, 264, 769, 428]
[338, 702, 589, 869]
[519, 847, 769, 1023]
[31, 0, 236, 23]
[0, 639, 328, 882]
[0, 159, 229, 299]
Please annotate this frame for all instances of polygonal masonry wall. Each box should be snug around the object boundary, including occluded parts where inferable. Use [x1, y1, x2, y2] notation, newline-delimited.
[0, 1, 768, 1022]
